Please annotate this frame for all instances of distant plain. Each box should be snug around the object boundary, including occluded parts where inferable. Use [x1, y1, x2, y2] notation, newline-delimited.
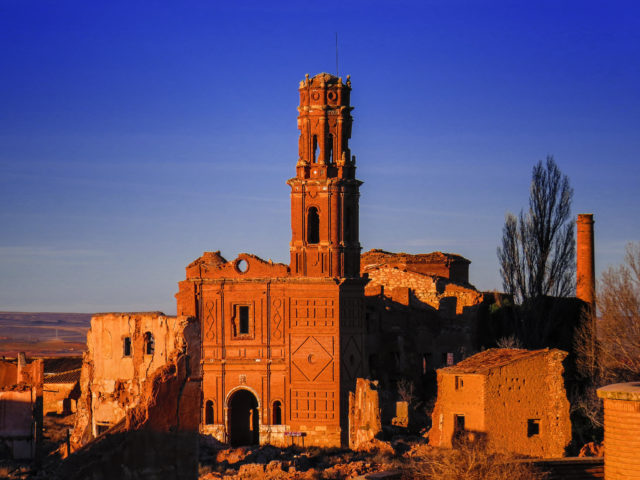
[0, 312, 91, 357]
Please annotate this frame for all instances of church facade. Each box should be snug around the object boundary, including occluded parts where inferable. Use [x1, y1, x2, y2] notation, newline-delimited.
[175, 73, 367, 447]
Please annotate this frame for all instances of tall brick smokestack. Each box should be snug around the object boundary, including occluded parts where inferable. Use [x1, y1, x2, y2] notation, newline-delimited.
[576, 214, 595, 308]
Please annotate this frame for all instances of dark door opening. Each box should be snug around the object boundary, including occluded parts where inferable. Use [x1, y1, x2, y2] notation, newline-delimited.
[453, 414, 466, 444]
[228, 389, 259, 446]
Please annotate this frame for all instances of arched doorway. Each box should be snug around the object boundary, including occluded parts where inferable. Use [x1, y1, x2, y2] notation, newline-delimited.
[228, 389, 259, 446]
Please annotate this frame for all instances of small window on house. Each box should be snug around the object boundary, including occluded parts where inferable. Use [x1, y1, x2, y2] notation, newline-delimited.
[527, 419, 540, 437]
[123, 337, 132, 357]
[455, 376, 464, 390]
[144, 332, 154, 355]
[205, 400, 214, 425]
[422, 353, 432, 375]
[307, 207, 320, 244]
[273, 400, 282, 425]
[96, 423, 111, 436]
[447, 352, 455, 366]
[239, 306, 250, 335]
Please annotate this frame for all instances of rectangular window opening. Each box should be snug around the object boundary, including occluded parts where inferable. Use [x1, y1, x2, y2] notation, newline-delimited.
[527, 419, 540, 437]
[239, 306, 250, 335]
[455, 376, 463, 389]
[96, 423, 111, 436]
[454, 414, 465, 432]
[123, 337, 132, 357]
[447, 352, 454, 366]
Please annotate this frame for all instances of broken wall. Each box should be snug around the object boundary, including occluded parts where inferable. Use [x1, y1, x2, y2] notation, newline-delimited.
[0, 360, 18, 388]
[348, 378, 382, 450]
[71, 312, 200, 449]
[0, 357, 43, 460]
[363, 262, 483, 400]
[364, 267, 482, 316]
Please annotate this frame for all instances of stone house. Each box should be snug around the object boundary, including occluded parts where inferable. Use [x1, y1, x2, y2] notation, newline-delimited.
[429, 348, 571, 458]
[43, 368, 81, 415]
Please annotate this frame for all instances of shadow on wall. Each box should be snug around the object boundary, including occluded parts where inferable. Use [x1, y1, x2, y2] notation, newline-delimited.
[449, 429, 489, 451]
[0, 396, 39, 460]
[365, 291, 479, 398]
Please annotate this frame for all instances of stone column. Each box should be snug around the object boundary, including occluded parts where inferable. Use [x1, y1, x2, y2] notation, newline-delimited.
[597, 382, 640, 480]
[576, 214, 595, 308]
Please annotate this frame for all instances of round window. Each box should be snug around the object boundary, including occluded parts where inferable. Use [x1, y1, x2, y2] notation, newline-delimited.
[236, 259, 249, 273]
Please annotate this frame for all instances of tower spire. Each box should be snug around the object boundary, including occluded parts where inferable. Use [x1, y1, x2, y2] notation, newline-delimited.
[288, 73, 362, 278]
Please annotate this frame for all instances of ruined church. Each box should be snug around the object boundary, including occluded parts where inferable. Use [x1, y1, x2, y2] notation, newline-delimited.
[175, 72, 366, 447]
[71, 72, 487, 450]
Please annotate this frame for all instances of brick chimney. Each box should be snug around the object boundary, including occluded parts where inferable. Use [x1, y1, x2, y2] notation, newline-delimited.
[576, 214, 595, 308]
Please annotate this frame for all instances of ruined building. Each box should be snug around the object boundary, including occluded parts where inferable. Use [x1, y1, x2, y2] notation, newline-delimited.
[71, 312, 200, 447]
[429, 348, 572, 457]
[176, 73, 366, 447]
[73, 73, 366, 450]
[71, 73, 492, 453]
[361, 249, 485, 395]
[0, 354, 44, 460]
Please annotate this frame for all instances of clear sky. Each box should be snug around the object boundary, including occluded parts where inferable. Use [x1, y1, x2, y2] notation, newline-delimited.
[1, 0, 639, 314]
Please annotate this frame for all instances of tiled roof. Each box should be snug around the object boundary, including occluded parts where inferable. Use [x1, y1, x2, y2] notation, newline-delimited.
[43, 356, 82, 373]
[44, 368, 81, 384]
[440, 348, 562, 374]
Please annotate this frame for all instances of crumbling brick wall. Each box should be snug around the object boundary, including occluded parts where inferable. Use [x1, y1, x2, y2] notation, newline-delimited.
[361, 249, 471, 283]
[71, 312, 200, 449]
[364, 267, 482, 316]
[348, 378, 382, 450]
[361, 252, 484, 399]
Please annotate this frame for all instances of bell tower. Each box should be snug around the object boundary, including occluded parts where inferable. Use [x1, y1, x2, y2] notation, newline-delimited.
[288, 73, 362, 278]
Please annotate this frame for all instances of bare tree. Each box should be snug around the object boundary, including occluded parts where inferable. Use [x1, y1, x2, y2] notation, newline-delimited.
[577, 242, 640, 382]
[397, 378, 416, 406]
[572, 242, 640, 439]
[498, 156, 575, 304]
[596, 242, 640, 380]
[496, 335, 523, 349]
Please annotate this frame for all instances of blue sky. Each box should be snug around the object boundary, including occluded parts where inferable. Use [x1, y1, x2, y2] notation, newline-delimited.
[1, 0, 639, 313]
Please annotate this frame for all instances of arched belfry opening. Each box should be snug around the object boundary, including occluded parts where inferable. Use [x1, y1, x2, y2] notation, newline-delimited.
[307, 207, 320, 244]
[327, 134, 334, 164]
[312, 135, 318, 163]
[228, 389, 259, 446]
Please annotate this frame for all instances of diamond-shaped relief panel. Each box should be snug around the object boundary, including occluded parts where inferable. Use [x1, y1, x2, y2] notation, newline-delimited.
[291, 336, 333, 381]
[341, 336, 362, 380]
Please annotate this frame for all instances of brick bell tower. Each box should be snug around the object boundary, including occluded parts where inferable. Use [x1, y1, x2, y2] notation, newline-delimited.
[288, 73, 362, 278]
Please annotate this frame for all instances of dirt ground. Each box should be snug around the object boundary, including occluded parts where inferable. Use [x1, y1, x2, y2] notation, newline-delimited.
[197, 435, 430, 480]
